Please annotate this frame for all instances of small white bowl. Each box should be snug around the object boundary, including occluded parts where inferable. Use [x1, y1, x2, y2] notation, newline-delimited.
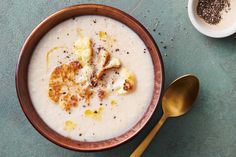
[188, 0, 236, 38]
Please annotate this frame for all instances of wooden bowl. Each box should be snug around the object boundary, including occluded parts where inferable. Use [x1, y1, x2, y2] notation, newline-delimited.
[15, 4, 164, 151]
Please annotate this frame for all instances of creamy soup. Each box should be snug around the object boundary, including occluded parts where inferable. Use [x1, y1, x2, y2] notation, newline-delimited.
[28, 15, 154, 141]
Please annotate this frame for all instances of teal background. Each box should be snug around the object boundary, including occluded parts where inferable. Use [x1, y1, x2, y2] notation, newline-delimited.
[1, 0, 236, 156]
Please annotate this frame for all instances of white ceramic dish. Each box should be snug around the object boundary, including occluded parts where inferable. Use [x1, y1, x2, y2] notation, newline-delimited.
[188, 0, 236, 38]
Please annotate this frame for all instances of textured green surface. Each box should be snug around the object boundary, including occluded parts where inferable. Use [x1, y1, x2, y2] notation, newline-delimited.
[1, 0, 236, 156]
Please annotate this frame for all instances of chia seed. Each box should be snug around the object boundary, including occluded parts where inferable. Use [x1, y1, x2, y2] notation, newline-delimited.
[197, 0, 230, 25]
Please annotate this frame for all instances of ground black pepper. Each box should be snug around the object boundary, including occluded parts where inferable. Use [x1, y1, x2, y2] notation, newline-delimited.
[197, 0, 230, 25]
[143, 48, 147, 53]
[115, 48, 120, 52]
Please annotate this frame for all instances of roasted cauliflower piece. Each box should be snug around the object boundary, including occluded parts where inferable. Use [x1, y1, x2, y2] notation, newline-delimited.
[104, 57, 121, 70]
[48, 61, 81, 111]
[98, 49, 110, 67]
[73, 37, 94, 88]
[73, 37, 93, 66]
[76, 65, 94, 87]
[96, 49, 121, 78]
[114, 68, 135, 95]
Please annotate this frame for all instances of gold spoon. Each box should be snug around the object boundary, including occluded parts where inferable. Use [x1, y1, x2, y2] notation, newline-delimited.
[130, 74, 200, 157]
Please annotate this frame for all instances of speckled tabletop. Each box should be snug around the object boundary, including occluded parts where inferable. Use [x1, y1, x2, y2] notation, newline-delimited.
[1, 0, 236, 157]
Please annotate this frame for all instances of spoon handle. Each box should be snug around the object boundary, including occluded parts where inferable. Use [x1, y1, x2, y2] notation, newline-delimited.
[130, 115, 167, 157]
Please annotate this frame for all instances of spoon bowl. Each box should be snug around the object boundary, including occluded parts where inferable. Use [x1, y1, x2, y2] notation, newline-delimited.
[162, 74, 199, 117]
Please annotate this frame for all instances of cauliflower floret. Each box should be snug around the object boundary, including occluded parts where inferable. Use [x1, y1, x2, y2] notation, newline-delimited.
[98, 49, 110, 67]
[96, 49, 121, 78]
[75, 65, 94, 87]
[114, 68, 135, 95]
[73, 37, 93, 66]
[104, 57, 121, 70]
